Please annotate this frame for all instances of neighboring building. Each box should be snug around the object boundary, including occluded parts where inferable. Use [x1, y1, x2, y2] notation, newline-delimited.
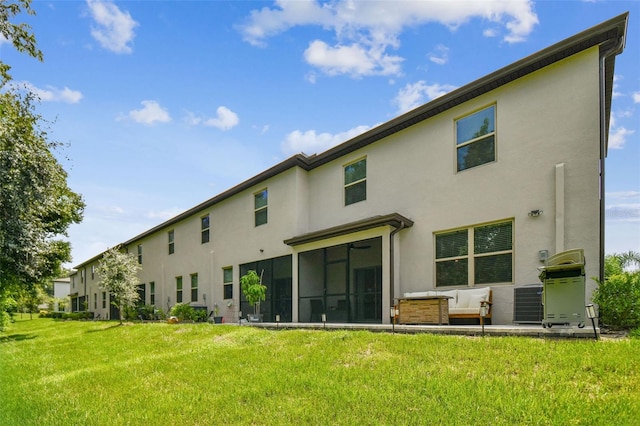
[72, 14, 628, 325]
[52, 277, 71, 312]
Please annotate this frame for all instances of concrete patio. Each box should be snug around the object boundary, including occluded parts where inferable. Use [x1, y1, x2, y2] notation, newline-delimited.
[244, 321, 600, 339]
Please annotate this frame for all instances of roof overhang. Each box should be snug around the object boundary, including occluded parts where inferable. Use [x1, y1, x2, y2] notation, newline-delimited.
[284, 213, 413, 247]
[73, 13, 628, 268]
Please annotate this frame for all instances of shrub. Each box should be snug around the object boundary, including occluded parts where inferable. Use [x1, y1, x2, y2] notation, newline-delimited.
[192, 309, 209, 323]
[593, 271, 640, 329]
[170, 303, 195, 321]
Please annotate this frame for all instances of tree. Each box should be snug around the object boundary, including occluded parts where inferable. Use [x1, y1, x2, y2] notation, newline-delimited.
[96, 247, 141, 324]
[0, 0, 84, 321]
[0, 0, 43, 84]
[240, 270, 266, 316]
[593, 251, 640, 330]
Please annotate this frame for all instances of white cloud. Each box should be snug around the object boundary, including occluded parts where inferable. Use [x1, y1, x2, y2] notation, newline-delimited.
[428, 44, 449, 65]
[608, 126, 634, 150]
[282, 125, 371, 156]
[606, 193, 640, 223]
[240, 0, 538, 77]
[203, 106, 240, 131]
[128, 100, 171, 125]
[146, 208, 184, 221]
[304, 40, 402, 77]
[11, 81, 83, 103]
[633, 92, 640, 103]
[393, 80, 458, 114]
[86, 0, 138, 54]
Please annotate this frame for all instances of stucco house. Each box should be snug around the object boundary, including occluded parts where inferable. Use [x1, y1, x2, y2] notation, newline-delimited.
[71, 13, 628, 325]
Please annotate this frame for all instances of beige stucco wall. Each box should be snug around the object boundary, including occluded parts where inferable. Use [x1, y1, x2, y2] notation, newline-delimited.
[75, 46, 603, 326]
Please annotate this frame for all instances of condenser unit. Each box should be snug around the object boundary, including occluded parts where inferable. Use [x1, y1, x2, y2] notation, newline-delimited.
[513, 285, 543, 324]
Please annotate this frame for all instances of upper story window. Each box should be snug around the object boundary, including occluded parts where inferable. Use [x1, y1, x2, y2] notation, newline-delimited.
[344, 158, 366, 205]
[223, 267, 233, 300]
[168, 230, 175, 255]
[137, 244, 142, 264]
[91, 266, 95, 280]
[456, 105, 496, 172]
[254, 189, 268, 227]
[435, 220, 513, 287]
[201, 215, 210, 244]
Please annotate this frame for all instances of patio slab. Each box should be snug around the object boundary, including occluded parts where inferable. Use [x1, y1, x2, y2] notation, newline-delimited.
[247, 321, 599, 339]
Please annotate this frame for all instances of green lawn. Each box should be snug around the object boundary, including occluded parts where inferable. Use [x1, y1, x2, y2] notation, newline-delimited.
[1, 318, 638, 425]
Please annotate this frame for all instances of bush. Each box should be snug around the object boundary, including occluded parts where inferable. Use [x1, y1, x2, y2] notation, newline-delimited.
[192, 309, 209, 323]
[170, 303, 195, 321]
[593, 271, 640, 329]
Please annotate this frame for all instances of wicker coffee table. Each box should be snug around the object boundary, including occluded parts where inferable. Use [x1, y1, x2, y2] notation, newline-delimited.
[397, 295, 452, 325]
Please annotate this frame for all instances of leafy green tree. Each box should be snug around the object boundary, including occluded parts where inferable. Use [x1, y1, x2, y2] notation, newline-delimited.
[593, 251, 640, 330]
[0, 0, 84, 328]
[0, 0, 42, 84]
[240, 270, 266, 315]
[96, 247, 141, 324]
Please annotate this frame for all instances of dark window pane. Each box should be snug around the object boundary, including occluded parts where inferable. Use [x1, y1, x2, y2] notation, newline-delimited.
[475, 253, 512, 284]
[201, 215, 209, 230]
[475, 222, 512, 254]
[435, 230, 468, 259]
[345, 181, 366, 205]
[457, 135, 495, 171]
[254, 190, 268, 209]
[456, 106, 495, 144]
[344, 159, 366, 185]
[255, 208, 268, 226]
[201, 229, 210, 244]
[436, 259, 468, 287]
[224, 284, 233, 300]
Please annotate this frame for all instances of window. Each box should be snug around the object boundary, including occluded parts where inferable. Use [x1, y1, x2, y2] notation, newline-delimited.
[456, 105, 496, 172]
[94, 293, 97, 309]
[191, 273, 198, 302]
[201, 215, 210, 244]
[150, 282, 155, 305]
[168, 230, 175, 255]
[176, 276, 183, 303]
[435, 220, 512, 287]
[137, 244, 142, 264]
[102, 292, 106, 309]
[91, 266, 95, 280]
[344, 158, 366, 205]
[223, 267, 233, 300]
[254, 189, 268, 226]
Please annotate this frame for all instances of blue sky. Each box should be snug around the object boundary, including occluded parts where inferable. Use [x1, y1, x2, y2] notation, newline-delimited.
[1, 0, 639, 266]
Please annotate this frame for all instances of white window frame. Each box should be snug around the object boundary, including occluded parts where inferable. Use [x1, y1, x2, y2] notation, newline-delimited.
[254, 189, 268, 227]
[455, 105, 496, 172]
[344, 157, 367, 206]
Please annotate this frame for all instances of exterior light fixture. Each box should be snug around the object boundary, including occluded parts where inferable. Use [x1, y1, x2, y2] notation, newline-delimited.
[275, 314, 280, 329]
[480, 300, 491, 337]
[528, 209, 543, 217]
[586, 304, 598, 340]
[321, 313, 327, 329]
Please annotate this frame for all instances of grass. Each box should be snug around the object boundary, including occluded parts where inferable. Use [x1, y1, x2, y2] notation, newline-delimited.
[1, 318, 639, 425]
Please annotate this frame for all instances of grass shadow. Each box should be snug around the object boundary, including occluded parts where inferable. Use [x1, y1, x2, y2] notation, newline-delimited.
[0, 333, 37, 344]
[85, 323, 124, 333]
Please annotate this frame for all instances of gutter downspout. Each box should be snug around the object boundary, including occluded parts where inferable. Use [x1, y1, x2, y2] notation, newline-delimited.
[389, 221, 407, 312]
[599, 34, 626, 283]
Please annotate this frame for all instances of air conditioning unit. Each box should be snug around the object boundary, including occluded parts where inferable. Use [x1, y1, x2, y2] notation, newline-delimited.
[513, 285, 543, 324]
